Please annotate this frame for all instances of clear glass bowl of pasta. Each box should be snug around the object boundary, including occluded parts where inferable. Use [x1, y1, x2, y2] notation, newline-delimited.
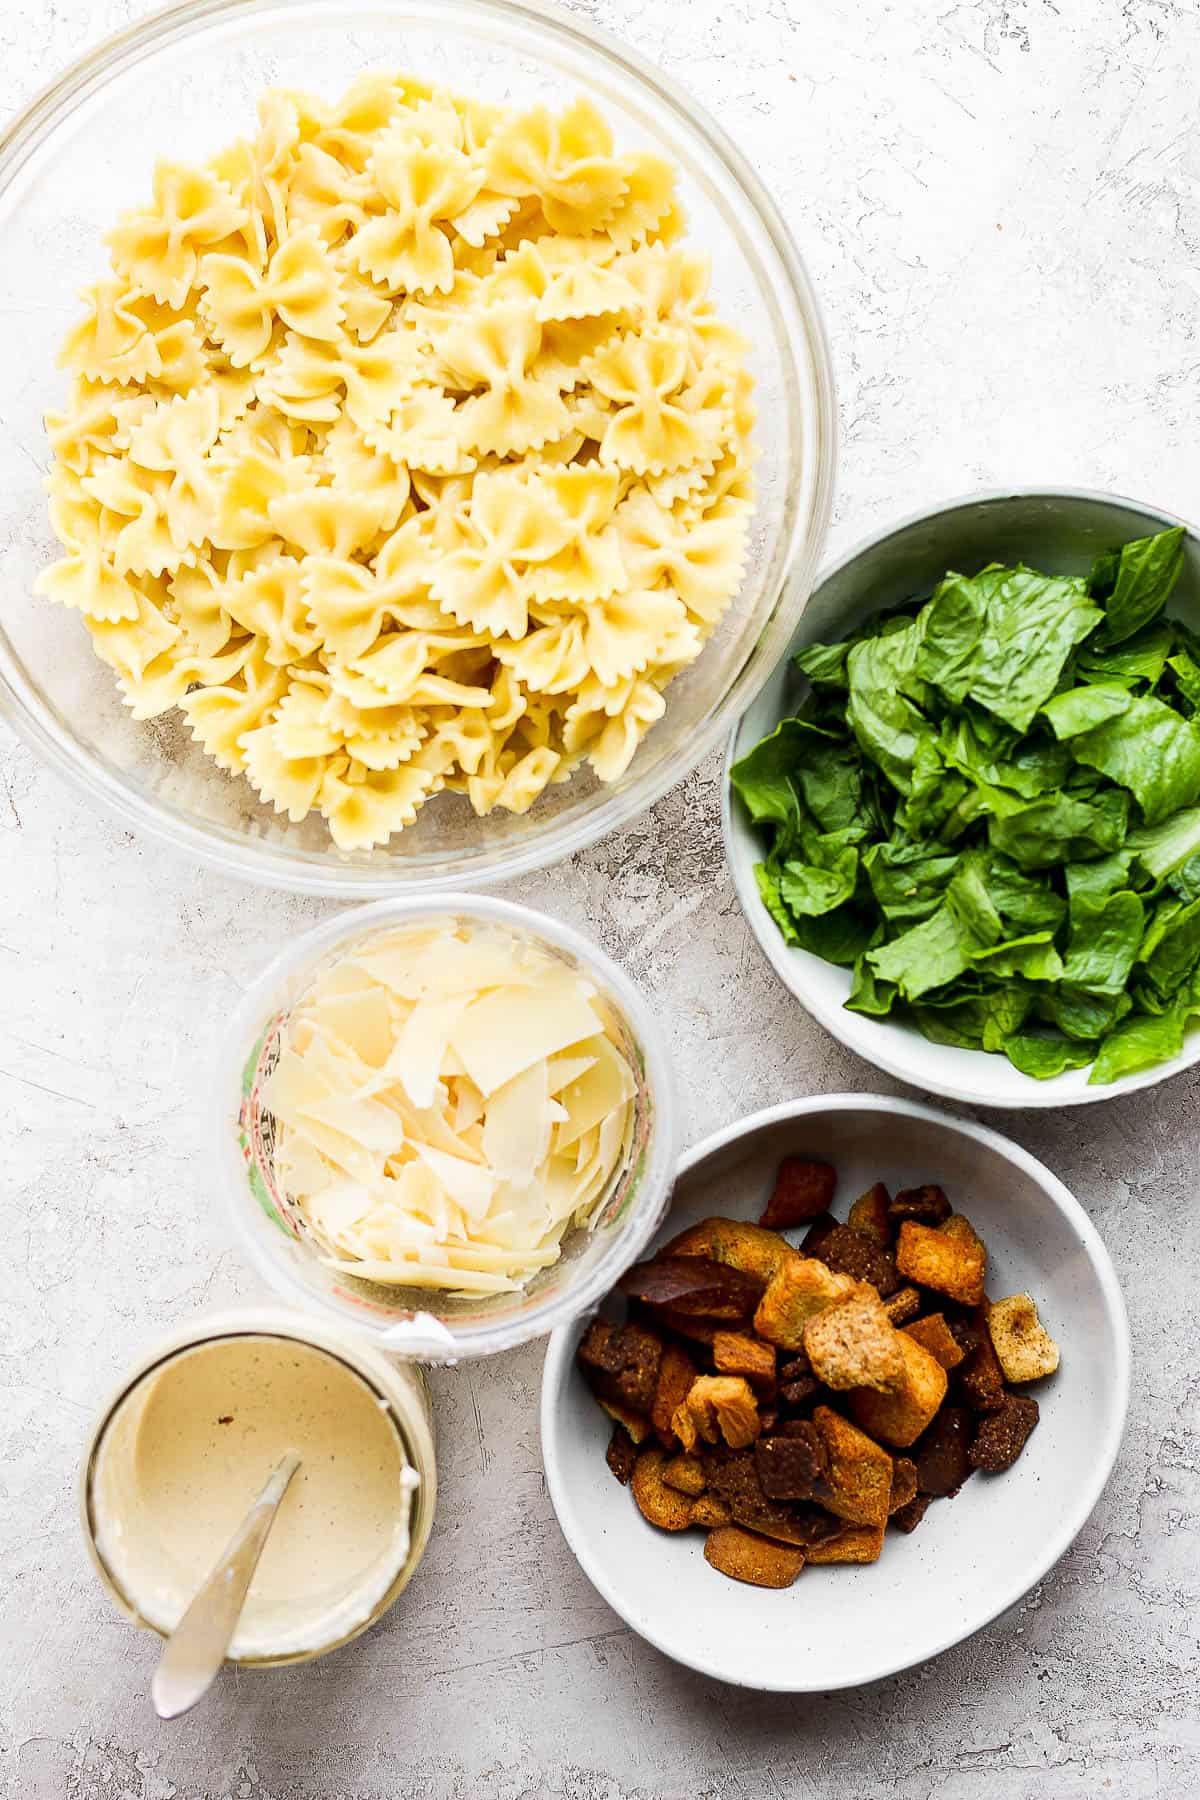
[212, 894, 679, 1358]
[0, 0, 835, 894]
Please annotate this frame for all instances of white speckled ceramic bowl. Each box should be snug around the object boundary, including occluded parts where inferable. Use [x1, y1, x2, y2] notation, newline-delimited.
[541, 1095, 1130, 1691]
[724, 489, 1200, 1108]
[0, 0, 834, 895]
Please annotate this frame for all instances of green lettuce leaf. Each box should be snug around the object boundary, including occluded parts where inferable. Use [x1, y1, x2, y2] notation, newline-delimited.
[1070, 694, 1200, 825]
[1036, 986, 1132, 1041]
[864, 904, 972, 1000]
[1078, 619, 1175, 688]
[1061, 890, 1144, 993]
[1168, 650, 1200, 712]
[863, 838, 961, 926]
[1042, 683, 1131, 740]
[1004, 1034, 1097, 1079]
[1138, 895, 1200, 999]
[988, 788, 1129, 869]
[846, 954, 898, 1017]
[1089, 1002, 1198, 1084]
[1127, 807, 1200, 884]
[917, 564, 1102, 732]
[1095, 526, 1185, 647]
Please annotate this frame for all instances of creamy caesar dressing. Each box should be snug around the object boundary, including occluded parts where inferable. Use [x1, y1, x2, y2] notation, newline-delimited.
[92, 1334, 418, 1660]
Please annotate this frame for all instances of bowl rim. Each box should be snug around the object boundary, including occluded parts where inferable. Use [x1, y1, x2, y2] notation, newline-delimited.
[209, 891, 680, 1358]
[721, 483, 1200, 1109]
[0, 0, 837, 897]
[540, 1091, 1132, 1691]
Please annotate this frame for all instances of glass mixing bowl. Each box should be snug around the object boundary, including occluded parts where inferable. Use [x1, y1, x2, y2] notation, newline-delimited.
[0, 0, 835, 895]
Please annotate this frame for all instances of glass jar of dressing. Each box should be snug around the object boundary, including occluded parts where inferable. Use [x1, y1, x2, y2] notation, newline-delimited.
[80, 1308, 435, 1666]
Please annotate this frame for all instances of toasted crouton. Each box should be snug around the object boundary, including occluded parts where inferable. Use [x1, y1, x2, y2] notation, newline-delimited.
[661, 1452, 707, 1495]
[895, 1220, 986, 1306]
[968, 1392, 1040, 1471]
[888, 1455, 918, 1514]
[713, 1330, 777, 1394]
[803, 1522, 885, 1565]
[703, 1525, 805, 1588]
[577, 1318, 663, 1411]
[804, 1291, 905, 1392]
[754, 1422, 826, 1501]
[606, 1425, 638, 1485]
[702, 1448, 819, 1543]
[847, 1181, 892, 1247]
[890, 1184, 951, 1225]
[912, 1404, 973, 1497]
[649, 1341, 697, 1445]
[957, 1314, 1006, 1414]
[760, 1156, 837, 1229]
[882, 1285, 922, 1326]
[987, 1294, 1060, 1383]
[847, 1333, 948, 1448]
[598, 1397, 653, 1444]
[618, 1255, 764, 1318]
[808, 1223, 902, 1297]
[660, 1216, 791, 1286]
[903, 1311, 966, 1370]
[812, 1405, 894, 1528]
[690, 1493, 733, 1528]
[940, 1212, 984, 1251]
[753, 1252, 858, 1349]
[631, 1446, 696, 1530]
[890, 1492, 932, 1533]
[678, 1375, 760, 1450]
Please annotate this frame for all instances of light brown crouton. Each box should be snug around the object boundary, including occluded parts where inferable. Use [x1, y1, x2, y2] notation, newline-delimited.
[895, 1220, 987, 1306]
[660, 1216, 791, 1286]
[987, 1293, 1060, 1383]
[753, 1251, 859, 1350]
[713, 1330, 777, 1394]
[903, 1311, 966, 1370]
[690, 1493, 733, 1528]
[803, 1291, 905, 1392]
[677, 1375, 760, 1450]
[882, 1285, 922, 1325]
[847, 1333, 948, 1448]
[630, 1447, 696, 1530]
[847, 1181, 892, 1247]
[703, 1524, 805, 1588]
[803, 1522, 885, 1565]
[661, 1452, 707, 1496]
[598, 1398, 652, 1443]
[812, 1405, 894, 1528]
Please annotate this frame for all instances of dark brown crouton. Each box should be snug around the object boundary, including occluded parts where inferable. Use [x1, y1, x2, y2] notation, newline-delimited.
[704, 1525, 805, 1588]
[890, 1492, 932, 1533]
[605, 1424, 638, 1485]
[800, 1212, 839, 1254]
[649, 1341, 698, 1446]
[702, 1448, 816, 1545]
[968, 1393, 1040, 1472]
[754, 1422, 826, 1501]
[807, 1223, 901, 1297]
[944, 1311, 983, 1357]
[618, 1255, 765, 1318]
[889, 1184, 951, 1225]
[881, 1286, 922, 1326]
[903, 1312, 966, 1370]
[760, 1156, 837, 1229]
[956, 1316, 1006, 1414]
[847, 1182, 892, 1247]
[778, 1374, 821, 1408]
[895, 1220, 986, 1307]
[713, 1329, 777, 1395]
[888, 1456, 918, 1514]
[913, 1404, 974, 1498]
[577, 1318, 663, 1413]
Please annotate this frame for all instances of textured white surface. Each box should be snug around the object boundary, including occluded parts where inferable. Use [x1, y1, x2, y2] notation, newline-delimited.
[2, 0, 1199, 1795]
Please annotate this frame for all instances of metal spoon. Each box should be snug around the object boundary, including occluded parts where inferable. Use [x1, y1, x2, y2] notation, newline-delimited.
[151, 1451, 301, 1719]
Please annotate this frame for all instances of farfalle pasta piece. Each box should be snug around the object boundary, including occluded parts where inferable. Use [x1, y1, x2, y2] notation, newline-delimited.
[107, 161, 248, 309]
[38, 69, 756, 850]
[199, 226, 345, 365]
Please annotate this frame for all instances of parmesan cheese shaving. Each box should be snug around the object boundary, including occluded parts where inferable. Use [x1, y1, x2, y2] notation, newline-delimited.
[267, 920, 639, 1294]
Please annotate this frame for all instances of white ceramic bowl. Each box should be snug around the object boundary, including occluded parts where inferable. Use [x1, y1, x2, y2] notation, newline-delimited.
[541, 1095, 1130, 1691]
[723, 488, 1200, 1108]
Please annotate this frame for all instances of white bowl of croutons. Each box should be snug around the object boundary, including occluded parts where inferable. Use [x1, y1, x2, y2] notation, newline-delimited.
[540, 1094, 1129, 1690]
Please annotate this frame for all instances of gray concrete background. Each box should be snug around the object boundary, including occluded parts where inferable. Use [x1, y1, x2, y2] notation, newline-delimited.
[2, 0, 1199, 1794]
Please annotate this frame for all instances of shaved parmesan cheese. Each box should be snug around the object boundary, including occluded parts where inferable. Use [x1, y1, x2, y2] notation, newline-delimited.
[266, 919, 639, 1294]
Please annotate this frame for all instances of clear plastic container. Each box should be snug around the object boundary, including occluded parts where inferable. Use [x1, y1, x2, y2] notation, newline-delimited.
[80, 1306, 437, 1667]
[0, 0, 835, 895]
[212, 895, 679, 1358]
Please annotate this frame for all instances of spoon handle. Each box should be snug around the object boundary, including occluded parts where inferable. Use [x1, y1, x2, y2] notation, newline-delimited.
[151, 1451, 302, 1720]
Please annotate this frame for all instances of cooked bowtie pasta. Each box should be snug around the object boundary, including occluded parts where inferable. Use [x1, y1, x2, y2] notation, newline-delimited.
[37, 72, 756, 849]
[263, 922, 638, 1293]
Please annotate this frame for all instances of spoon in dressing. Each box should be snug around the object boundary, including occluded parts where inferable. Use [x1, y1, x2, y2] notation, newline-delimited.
[151, 1450, 301, 1719]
